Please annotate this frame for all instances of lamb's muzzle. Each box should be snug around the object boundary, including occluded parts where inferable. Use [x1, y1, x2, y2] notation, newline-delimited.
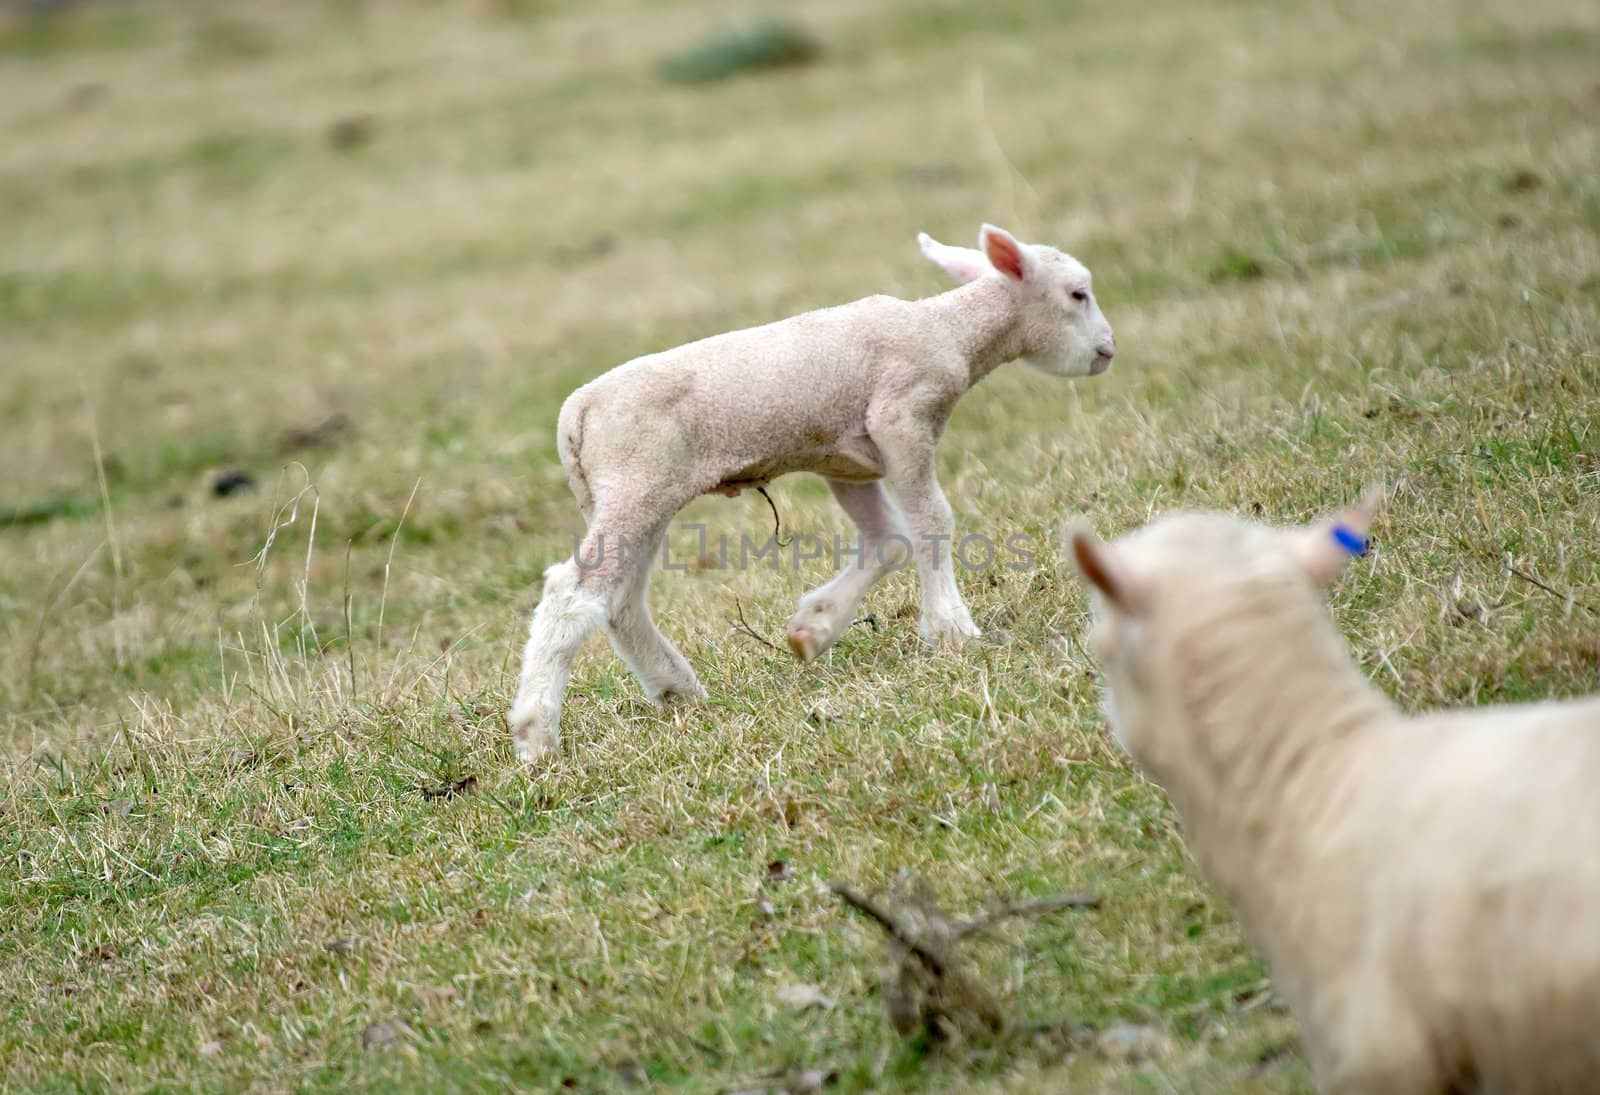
[1068, 495, 1600, 1093]
[1091, 340, 1115, 374]
[506, 223, 1116, 763]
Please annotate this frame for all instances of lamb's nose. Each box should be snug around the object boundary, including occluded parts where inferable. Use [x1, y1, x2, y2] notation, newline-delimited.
[1096, 341, 1116, 361]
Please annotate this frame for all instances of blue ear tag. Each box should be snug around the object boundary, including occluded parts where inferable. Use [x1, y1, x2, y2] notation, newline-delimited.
[1331, 524, 1368, 557]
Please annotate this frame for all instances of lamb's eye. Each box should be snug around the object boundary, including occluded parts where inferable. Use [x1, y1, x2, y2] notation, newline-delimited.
[1070, 289, 1088, 302]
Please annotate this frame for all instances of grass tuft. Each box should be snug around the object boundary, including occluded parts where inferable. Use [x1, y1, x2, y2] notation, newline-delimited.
[0, 493, 97, 529]
[0, 3, 148, 59]
[658, 19, 821, 84]
[1207, 246, 1268, 283]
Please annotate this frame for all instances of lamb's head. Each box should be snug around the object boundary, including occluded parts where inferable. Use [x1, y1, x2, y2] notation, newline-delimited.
[918, 224, 1115, 377]
[1063, 496, 1377, 777]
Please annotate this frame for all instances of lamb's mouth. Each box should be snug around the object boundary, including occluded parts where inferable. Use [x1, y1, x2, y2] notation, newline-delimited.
[1090, 351, 1115, 375]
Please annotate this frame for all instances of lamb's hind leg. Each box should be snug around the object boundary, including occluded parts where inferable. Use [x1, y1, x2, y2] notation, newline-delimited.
[508, 514, 645, 765]
[605, 527, 704, 704]
[787, 479, 911, 662]
[508, 555, 608, 764]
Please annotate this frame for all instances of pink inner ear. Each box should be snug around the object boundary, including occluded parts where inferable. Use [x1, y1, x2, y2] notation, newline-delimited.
[985, 234, 1025, 281]
[1073, 533, 1123, 607]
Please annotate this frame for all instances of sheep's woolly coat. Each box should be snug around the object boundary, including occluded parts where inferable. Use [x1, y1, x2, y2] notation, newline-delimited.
[559, 271, 1082, 513]
[1073, 510, 1600, 1095]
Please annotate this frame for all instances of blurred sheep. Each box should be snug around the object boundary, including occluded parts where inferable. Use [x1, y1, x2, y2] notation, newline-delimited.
[1069, 497, 1600, 1094]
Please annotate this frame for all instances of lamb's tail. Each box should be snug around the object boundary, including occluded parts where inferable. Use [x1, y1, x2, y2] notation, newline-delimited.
[557, 397, 594, 519]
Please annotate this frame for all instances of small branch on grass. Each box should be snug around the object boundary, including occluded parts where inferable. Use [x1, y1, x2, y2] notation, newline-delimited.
[729, 598, 782, 652]
[829, 872, 1100, 1041]
[1441, 530, 1597, 617]
[955, 892, 1102, 939]
[829, 880, 952, 976]
[1507, 565, 1597, 616]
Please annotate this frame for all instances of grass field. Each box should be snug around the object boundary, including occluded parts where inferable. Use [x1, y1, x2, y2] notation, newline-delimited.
[2, 0, 1598, 1089]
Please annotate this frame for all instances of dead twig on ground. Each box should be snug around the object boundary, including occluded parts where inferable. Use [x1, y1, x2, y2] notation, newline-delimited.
[730, 598, 782, 652]
[955, 892, 1102, 939]
[829, 872, 1100, 1041]
[1507, 565, 1597, 616]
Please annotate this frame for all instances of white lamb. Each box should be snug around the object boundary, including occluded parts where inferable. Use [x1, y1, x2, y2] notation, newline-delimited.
[1068, 497, 1600, 1094]
[509, 224, 1116, 763]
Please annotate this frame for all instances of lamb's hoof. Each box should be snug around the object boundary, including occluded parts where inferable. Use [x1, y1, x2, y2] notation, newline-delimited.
[787, 625, 822, 663]
[919, 619, 982, 648]
[656, 681, 708, 706]
[508, 709, 558, 766]
[788, 598, 845, 662]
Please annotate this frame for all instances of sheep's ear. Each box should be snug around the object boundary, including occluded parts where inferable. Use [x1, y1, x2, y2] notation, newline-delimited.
[918, 232, 991, 283]
[979, 223, 1030, 282]
[1292, 487, 1382, 587]
[1067, 522, 1143, 615]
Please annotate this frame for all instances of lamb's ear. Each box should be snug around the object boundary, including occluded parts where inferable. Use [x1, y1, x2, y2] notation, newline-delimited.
[1067, 522, 1144, 615]
[918, 232, 991, 283]
[1293, 487, 1382, 587]
[979, 223, 1030, 282]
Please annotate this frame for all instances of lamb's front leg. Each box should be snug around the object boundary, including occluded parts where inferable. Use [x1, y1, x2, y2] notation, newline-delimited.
[881, 445, 980, 646]
[786, 479, 911, 662]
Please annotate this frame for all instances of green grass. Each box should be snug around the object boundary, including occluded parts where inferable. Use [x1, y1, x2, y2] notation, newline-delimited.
[2, 0, 1598, 1090]
[0, 4, 150, 59]
[658, 19, 821, 85]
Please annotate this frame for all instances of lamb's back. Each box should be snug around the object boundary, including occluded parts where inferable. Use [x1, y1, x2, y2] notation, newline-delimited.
[578, 294, 936, 424]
